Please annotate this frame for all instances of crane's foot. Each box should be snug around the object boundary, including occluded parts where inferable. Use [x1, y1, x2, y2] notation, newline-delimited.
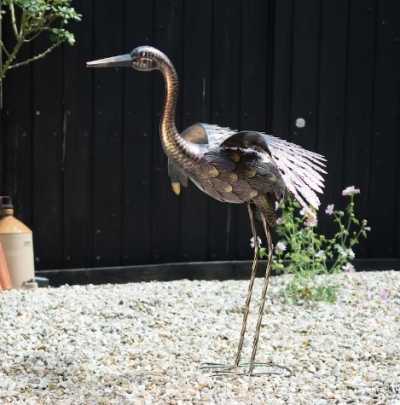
[199, 361, 292, 377]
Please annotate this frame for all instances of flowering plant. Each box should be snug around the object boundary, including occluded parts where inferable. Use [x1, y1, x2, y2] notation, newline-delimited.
[255, 186, 370, 303]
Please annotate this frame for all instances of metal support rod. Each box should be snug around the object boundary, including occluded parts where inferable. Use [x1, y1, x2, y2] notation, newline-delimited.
[248, 216, 273, 374]
[234, 202, 259, 366]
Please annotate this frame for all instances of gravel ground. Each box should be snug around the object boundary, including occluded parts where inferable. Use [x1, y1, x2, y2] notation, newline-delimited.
[0, 271, 399, 405]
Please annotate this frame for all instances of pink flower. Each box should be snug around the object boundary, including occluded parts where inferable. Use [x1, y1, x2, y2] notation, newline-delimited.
[325, 204, 334, 215]
[342, 263, 356, 273]
[306, 216, 318, 227]
[379, 290, 389, 301]
[276, 217, 286, 225]
[275, 242, 286, 255]
[299, 208, 306, 216]
[342, 186, 361, 196]
[365, 227, 371, 232]
[250, 236, 262, 248]
[340, 248, 355, 259]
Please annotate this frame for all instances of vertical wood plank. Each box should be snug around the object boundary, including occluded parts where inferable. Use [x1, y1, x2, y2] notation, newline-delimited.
[2, 40, 33, 227]
[369, 0, 400, 258]
[317, 0, 349, 235]
[180, 0, 212, 262]
[122, 2, 154, 266]
[208, 0, 241, 261]
[151, 0, 184, 264]
[289, 0, 320, 149]
[92, 1, 124, 267]
[344, 0, 376, 258]
[237, 0, 271, 259]
[272, 0, 293, 139]
[31, 42, 63, 270]
[63, 1, 94, 269]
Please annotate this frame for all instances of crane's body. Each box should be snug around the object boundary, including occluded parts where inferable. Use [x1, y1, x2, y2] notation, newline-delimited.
[167, 123, 287, 226]
[87, 45, 326, 376]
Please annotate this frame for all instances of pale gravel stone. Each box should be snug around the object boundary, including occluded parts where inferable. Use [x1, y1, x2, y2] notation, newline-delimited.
[0, 271, 399, 404]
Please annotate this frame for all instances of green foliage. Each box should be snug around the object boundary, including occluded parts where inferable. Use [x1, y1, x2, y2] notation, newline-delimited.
[0, 0, 81, 80]
[257, 187, 370, 304]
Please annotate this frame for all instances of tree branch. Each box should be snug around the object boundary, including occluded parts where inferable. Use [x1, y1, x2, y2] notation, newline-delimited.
[24, 29, 47, 43]
[0, 41, 11, 58]
[23, 12, 58, 37]
[19, 9, 27, 37]
[0, 39, 23, 80]
[10, 3, 20, 40]
[8, 42, 62, 70]
[23, 17, 58, 42]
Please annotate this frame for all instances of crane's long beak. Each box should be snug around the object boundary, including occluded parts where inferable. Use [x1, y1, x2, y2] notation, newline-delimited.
[86, 54, 131, 68]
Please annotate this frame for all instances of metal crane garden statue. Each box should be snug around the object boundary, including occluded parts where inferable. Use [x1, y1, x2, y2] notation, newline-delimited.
[87, 46, 326, 376]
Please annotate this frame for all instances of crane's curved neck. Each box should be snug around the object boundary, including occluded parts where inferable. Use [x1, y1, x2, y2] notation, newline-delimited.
[158, 59, 179, 138]
[157, 57, 199, 167]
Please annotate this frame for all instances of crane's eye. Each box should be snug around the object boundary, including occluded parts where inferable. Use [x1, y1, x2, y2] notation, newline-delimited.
[132, 53, 155, 71]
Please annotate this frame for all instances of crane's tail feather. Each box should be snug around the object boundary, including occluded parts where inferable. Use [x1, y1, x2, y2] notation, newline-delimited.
[264, 135, 326, 215]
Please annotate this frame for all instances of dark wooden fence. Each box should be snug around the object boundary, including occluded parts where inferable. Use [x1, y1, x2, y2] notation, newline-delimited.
[1, 0, 400, 271]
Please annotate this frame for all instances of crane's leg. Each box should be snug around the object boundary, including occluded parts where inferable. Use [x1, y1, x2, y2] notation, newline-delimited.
[200, 203, 259, 373]
[200, 206, 291, 377]
[234, 202, 259, 366]
[247, 215, 273, 375]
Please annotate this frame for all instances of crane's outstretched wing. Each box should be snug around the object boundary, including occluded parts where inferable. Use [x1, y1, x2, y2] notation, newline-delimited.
[220, 131, 326, 215]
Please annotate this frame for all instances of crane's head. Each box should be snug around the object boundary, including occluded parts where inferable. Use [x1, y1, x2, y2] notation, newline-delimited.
[87, 46, 163, 72]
